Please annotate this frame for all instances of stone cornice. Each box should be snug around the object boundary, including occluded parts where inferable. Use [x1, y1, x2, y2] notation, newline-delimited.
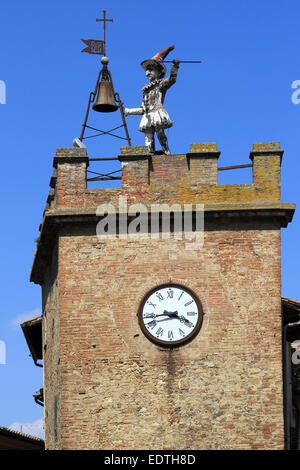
[30, 202, 295, 285]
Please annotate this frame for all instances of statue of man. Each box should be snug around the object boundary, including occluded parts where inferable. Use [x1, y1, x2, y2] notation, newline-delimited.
[125, 46, 180, 155]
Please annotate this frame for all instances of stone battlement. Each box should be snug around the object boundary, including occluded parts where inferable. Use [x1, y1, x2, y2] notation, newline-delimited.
[47, 142, 287, 210]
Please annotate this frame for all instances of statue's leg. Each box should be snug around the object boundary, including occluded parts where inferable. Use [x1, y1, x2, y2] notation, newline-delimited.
[156, 129, 171, 155]
[145, 131, 155, 153]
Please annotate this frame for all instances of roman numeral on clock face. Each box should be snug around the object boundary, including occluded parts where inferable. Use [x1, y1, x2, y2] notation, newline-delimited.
[167, 288, 174, 298]
[156, 327, 164, 337]
[144, 313, 155, 318]
[147, 320, 157, 329]
[168, 330, 174, 340]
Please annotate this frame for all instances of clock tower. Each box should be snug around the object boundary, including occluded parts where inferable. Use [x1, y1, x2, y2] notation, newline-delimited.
[31, 142, 295, 450]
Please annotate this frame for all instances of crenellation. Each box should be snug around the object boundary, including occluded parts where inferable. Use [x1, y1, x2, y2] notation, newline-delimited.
[47, 142, 288, 211]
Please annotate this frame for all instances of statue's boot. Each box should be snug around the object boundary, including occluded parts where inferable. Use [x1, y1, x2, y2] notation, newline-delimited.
[157, 129, 171, 155]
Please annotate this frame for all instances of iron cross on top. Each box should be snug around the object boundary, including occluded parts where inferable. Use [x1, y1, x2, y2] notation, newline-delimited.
[96, 10, 113, 56]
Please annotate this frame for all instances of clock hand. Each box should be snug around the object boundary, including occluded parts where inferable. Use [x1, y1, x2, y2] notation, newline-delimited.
[145, 312, 180, 324]
[154, 310, 178, 318]
[165, 310, 194, 326]
[167, 311, 180, 318]
[178, 315, 194, 327]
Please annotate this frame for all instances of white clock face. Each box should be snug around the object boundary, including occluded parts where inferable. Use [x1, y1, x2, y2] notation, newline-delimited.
[138, 284, 203, 347]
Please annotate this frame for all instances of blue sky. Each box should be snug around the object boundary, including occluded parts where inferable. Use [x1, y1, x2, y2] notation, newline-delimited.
[0, 0, 299, 438]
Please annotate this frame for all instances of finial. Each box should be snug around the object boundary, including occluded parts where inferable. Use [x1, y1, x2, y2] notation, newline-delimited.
[101, 56, 109, 65]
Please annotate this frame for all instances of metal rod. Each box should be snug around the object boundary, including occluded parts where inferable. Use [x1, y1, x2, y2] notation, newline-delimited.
[87, 169, 121, 177]
[83, 131, 128, 140]
[87, 176, 122, 181]
[218, 164, 253, 171]
[89, 157, 119, 161]
[162, 60, 202, 63]
[103, 10, 106, 55]
[85, 124, 124, 133]
[80, 68, 102, 141]
[96, 10, 113, 56]
[109, 70, 131, 146]
[83, 123, 127, 140]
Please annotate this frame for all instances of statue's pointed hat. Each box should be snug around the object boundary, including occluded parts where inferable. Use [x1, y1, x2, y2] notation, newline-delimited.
[141, 45, 175, 78]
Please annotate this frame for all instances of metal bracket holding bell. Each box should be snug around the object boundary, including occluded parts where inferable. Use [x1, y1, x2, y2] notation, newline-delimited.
[79, 55, 131, 145]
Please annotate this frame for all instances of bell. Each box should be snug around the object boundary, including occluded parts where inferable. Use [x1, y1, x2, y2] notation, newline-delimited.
[92, 79, 118, 113]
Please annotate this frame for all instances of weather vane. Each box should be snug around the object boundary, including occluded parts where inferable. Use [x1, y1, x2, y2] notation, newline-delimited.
[125, 46, 201, 154]
[74, 10, 131, 148]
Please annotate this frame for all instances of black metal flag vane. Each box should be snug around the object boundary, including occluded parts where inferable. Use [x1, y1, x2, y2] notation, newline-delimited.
[74, 10, 131, 149]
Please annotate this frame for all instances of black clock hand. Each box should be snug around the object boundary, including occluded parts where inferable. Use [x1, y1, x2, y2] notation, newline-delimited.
[178, 315, 194, 327]
[167, 311, 180, 318]
[151, 311, 192, 325]
[165, 310, 194, 326]
[154, 310, 178, 318]
[145, 312, 180, 327]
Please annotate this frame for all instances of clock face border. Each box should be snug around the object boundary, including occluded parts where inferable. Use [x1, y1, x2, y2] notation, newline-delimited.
[137, 283, 204, 348]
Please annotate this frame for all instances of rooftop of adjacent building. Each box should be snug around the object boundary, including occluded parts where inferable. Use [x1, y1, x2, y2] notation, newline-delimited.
[0, 425, 44, 450]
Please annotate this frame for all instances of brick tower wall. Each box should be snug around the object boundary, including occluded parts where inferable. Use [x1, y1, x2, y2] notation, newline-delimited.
[31, 142, 295, 450]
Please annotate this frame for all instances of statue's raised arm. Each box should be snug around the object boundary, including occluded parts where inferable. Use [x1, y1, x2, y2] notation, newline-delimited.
[160, 59, 180, 91]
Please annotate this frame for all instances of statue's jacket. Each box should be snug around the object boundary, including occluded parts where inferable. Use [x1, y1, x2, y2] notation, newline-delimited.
[127, 63, 179, 133]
